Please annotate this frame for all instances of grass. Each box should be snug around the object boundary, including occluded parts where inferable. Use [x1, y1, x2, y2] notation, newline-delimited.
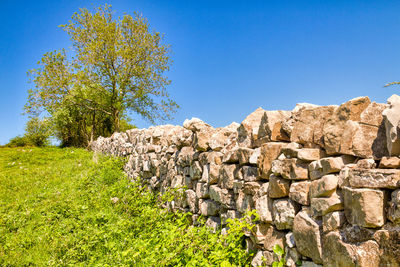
[0, 147, 253, 266]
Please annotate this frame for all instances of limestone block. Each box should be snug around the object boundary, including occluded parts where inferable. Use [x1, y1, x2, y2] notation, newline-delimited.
[382, 94, 400, 156]
[379, 156, 400, 168]
[249, 147, 261, 165]
[183, 117, 212, 132]
[219, 164, 238, 189]
[356, 158, 376, 169]
[255, 194, 273, 223]
[309, 174, 338, 198]
[298, 148, 325, 161]
[196, 182, 209, 199]
[235, 147, 253, 165]
[269, 174, 291, 198]
[261, 225, 286, 251]
[320, 156, 354, 175]
[323, 211, 345, 233]
[189, 161, 202, 180]
[205, 216, 221, 232]
[241, 166, 259, 182]
[271, 158, 309, 180]
[322, 231, 380, 267]
[291, 105, 337, 147]
[346, 168, 400, 189]
[199, 199, 220, 216]
[184, 189, 198, 213]
[243, 181, 262, 195]
[208, 163, 220, 184]
[293, 211, 323, 264]
[251, 250, 275, 267]
[257, 142, 288, 178]
[343, 187, 385, 228]
[256, 110, 291, 145]
[289, 181, 311, 205]
[388, 189, 400, 223]
[236, 191, 254, 213]
[310, 192, 343, 216]
[209, 185, 235, 209]
[237, 107, 266, 148]
[272, 198, 297, 230]
[373, 229, 400, 265]
[309, 160, 324, 180]
[194, 129, 213, 152]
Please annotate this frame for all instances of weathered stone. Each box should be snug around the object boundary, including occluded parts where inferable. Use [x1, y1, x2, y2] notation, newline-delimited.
[205, 216, 221, 232]
[209, 185, 235, 208]
[272, 198, 297, 230]
[308, 160, 324, 180]
[289, 181, 311, 205]
[249, 147, 261, 165]
[320, 156, 354, 175]
[271, 121, 290, 142]
[293, 211, 323, 264]
[237, 147, 254, 165]
[184, 189, 198, 213]
[243, 181, 262, 195]
[194, 128, 214, 152]
[323, 96, 371, 154]
[285, 232, 295, 248]
[257, 142, 288, 178]
[323, 211, 345, 233]
[301, 262, 322, 267]
[255, 194, 273, 223]
[271, 158, 309, 180]
[356, 158, 376, 169]
[196, 182, 209, 199]
[238, 107, 266, 148]
[209, 124, 239, 151]
[291, 105, 337, 147]
[346, 168, 400, 189]
[222, 147, 240, 163]
[241, 166, 259, 182]
[251, 250, 275, 267]
[298, 148, 325, 161]
[189, 161, 202, 180]
[207, 163, 220, 184]
[285, 247, 302, 267]
[199, 199, 220, 216]
[219, 164, 238, 189]
[388, 189, 400, 223]
[260, 225, 286, 251]
[373, 228, 400, 266]
[343, 187, 385, 228]
[183, 117, 212, 132]
[322, 231, 380, 267]
[236, 191, 254, 213]
[382, 94, 400, 156]
[269, 174, 291, 198]
[310, 192, 343, 216]
[256, 110, 291, 145]
[309, 174, 338, 198]
[379, 156, 400, 168]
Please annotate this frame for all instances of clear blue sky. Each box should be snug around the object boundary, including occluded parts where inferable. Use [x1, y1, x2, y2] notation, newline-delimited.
[1, 0, 400, 145]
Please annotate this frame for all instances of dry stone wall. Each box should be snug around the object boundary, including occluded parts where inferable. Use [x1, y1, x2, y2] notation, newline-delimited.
[90, 95, 400, 266]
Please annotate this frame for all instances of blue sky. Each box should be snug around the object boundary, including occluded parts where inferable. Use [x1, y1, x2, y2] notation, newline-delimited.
[1, 0, 400, 145]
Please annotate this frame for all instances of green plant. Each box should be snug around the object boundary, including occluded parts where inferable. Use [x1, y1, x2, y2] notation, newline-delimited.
[5, 135, 31, 147]
[272, 244, 286, 267]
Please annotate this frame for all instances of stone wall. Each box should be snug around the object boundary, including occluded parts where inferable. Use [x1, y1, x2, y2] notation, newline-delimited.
[90, 95, 400, 266]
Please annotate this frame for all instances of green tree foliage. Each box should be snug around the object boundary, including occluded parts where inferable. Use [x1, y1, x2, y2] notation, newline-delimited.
[25, 4, 178, 147]
[24, 117, 51, 147]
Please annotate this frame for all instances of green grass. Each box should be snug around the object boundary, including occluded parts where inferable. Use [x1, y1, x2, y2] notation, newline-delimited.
[0, 147, 253, 266]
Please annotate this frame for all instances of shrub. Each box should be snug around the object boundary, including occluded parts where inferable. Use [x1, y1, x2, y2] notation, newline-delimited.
[5, 135, 31, 147]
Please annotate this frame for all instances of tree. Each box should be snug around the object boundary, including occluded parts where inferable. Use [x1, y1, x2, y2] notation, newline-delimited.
[25, 4, 178, 146]
[24, 117, 51, 147]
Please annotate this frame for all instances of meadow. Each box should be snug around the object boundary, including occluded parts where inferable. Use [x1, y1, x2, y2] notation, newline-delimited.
[0, 147, 253, 266]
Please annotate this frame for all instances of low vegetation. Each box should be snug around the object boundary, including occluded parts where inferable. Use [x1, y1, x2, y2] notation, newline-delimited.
[0, 147, 254, 266]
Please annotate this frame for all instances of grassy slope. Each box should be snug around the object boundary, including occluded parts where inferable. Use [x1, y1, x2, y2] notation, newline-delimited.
[0, 147, 252, 266]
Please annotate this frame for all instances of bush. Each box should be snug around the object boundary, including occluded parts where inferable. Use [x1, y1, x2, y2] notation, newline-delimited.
[5, 135, 31, 147]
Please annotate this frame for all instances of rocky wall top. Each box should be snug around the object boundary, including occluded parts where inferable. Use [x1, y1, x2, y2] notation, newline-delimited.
[90, 95, 400, 266]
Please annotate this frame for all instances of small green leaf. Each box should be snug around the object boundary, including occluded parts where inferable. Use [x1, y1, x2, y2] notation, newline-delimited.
[273, 244, 284, 257]
[221, 260, 232, 267]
